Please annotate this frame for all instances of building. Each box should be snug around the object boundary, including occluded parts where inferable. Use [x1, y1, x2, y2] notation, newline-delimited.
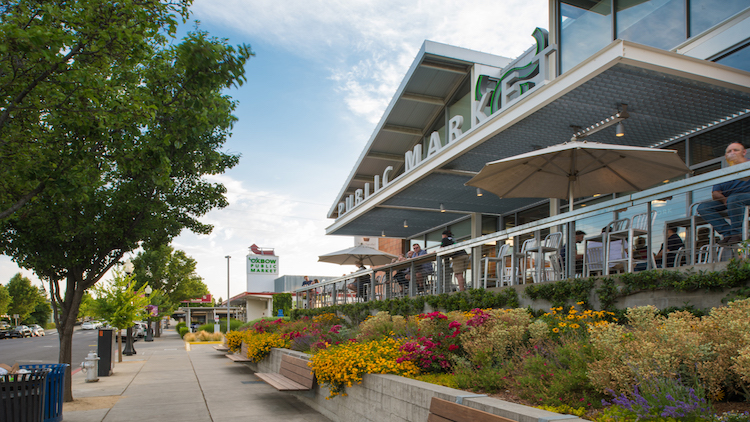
[313, 1, 750, 302]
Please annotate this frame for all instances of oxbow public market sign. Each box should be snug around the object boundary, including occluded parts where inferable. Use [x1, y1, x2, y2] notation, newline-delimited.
[248, 256, 278, 274]
[336, 28, 551, 220]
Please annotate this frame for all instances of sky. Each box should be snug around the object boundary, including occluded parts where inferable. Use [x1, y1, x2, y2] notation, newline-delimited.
[0, 0, 549, 301]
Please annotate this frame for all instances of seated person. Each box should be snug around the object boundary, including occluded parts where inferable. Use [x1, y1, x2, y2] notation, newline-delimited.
[347, 262, 370, 299]
[697, 142, 750, 246]
[560, 230, 586, 275]
[391, 254, 410, 290]
[411, 243, 432, 290]
[634, 227, 685, 270]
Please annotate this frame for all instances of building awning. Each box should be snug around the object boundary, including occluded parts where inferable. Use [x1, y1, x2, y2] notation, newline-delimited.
[327, 39, 750, 238]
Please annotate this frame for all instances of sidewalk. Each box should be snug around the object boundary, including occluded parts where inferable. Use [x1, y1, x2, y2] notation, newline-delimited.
[63, 329, 331, 422]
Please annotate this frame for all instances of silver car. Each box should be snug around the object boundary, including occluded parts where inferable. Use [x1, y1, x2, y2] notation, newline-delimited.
[29, 324, 45, 336]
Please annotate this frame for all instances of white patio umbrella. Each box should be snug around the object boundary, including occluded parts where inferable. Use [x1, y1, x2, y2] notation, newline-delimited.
[318, 245, 397, 267]
[466, 140, 690, 212]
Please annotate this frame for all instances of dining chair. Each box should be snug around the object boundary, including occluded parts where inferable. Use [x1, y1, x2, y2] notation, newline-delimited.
[482, 243, 510, 288]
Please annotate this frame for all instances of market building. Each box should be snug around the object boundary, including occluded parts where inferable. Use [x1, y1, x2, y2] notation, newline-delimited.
[300, 1, 750, 308]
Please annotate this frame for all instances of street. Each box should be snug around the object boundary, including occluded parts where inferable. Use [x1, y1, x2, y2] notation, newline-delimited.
[0, 328, 126, 368]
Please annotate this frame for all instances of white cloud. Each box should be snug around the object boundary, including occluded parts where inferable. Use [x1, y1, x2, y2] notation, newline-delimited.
[192, 0, 549, 123]
[171, 174, 353, 298]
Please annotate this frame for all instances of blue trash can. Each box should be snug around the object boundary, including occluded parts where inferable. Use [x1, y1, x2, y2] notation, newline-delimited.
[20, 364, 68, 422]
[0, 368, 50, 422]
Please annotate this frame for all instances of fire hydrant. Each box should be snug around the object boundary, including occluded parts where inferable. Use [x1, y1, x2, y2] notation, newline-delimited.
[81, 351, 100, 383]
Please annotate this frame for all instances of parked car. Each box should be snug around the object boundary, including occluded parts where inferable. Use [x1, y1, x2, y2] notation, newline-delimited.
[0, 321, 10, 330]
[133, 322, 146, 338]
[81, 321, 97, 330]
[29, 324, 45, 336]
[9, 325, 32, 338]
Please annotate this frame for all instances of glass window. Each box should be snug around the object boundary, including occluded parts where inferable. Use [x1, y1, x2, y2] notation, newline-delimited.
[715, 42, 750, 73]
[448, 80, 472, 133]
[616, 0, 686, 51]
[450, 219, 472, 241]
[561, 0, 613, 73]
[517, 204, 549, 225]
[690, 0, 749, 36]
[482, 215, 499, 235]
[503, 215, 516, 230]
[663, 140, 685, 163]
[689, 117, 750, 166]
[426, 230, 442, 249]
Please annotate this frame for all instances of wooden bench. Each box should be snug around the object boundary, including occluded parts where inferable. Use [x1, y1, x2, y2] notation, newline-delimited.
[213, 344, 229, 352]
[255, 354, 315, 391]
[428, 397, 514, 422]
[226, 342, 252, 362]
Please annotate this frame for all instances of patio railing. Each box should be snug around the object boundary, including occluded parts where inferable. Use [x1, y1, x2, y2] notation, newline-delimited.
[296, 163, 750, 309]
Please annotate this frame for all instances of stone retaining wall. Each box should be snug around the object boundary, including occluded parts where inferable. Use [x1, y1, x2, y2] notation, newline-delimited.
[249, 348, 588, 422]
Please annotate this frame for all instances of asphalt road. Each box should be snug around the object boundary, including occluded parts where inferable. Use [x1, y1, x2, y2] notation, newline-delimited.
[0, 327, 124, 368]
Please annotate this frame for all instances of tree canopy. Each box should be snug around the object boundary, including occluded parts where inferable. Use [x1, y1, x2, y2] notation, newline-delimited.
[5, 273, 44, 323]
[0, 0, 253, 401]
[131, 244, 211, 317]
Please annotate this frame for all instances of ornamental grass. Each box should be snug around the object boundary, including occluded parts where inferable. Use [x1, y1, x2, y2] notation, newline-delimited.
[226, 298, 750, 420]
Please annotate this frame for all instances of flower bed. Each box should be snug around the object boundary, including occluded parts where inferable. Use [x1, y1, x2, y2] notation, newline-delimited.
[235, 299, 750, 420]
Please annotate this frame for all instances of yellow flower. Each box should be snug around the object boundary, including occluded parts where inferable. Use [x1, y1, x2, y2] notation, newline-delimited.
[552, 328, 559, 333]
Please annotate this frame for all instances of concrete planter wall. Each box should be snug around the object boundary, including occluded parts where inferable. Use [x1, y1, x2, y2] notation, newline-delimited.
[250, 348, 587, 422]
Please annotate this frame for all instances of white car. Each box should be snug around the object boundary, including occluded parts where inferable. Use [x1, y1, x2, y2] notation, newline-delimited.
[81, 321, 97, 330]
[29, 324, 45, 336]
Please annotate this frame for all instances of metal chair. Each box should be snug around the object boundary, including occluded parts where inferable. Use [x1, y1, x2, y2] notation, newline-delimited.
[482, 243, 510, 288]
[525, 232, 563, 282]
[585, 246, 604, 277]
[608, 211, 657, 272]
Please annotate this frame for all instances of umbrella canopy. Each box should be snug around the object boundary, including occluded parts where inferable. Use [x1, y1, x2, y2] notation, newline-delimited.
[466, 141, 691, 211]
[318, 245, 397, 267]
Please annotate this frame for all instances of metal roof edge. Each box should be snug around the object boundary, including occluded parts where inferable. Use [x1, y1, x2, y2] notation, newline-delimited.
[326, 41, 513, 218]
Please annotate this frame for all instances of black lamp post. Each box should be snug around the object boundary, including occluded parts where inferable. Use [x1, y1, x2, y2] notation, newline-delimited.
[122, 259, 136, 356]
[144, 285, 153, 342]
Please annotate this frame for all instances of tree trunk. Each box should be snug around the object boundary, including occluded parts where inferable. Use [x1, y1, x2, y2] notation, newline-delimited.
[57, 304, 78, 402]
[117, 329, 123, 362]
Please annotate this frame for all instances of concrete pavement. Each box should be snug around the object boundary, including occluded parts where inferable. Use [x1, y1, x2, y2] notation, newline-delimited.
[63, 328, 331, 422]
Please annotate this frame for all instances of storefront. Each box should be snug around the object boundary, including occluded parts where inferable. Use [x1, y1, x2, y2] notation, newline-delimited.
[321, 1, 750, 295]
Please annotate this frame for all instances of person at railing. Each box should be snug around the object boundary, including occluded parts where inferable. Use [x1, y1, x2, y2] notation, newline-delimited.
[391, 253, 410, 292]
[347, 261, 370, 299]
[635, 227, 685, 270]
[411, 244, 431, 291]
[560, 230, 586, 275]
[697, 142, 750, 246]
[441, 230, 468, 291]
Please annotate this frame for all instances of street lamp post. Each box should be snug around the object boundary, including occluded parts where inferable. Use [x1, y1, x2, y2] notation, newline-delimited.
[144, 285, 153, 342]
[225, 255, 231, 334]
[122, 259, 136, 356]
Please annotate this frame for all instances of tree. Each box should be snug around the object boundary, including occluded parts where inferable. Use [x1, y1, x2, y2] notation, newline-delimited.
[6, 273, 42, 323]
[29, 298, 52, 327]
[0, 284, 9, 316]
[0, 0, 191, 220]
[132, 245, 211, 331]
[77, 292, 96, 321]
[0, 1, 252, 402]
[92, 271, 148, 362]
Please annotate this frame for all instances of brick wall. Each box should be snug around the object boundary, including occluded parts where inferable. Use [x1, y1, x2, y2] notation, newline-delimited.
[378, 237, 407, 256]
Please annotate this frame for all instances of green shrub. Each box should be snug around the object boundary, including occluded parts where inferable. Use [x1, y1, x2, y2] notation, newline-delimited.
[175, 321, 186, 333]
[178, 326, 189, 338]
[241, 316, 289, 330]
[198, 318, 244, 333]
[272, 293, 292, 317]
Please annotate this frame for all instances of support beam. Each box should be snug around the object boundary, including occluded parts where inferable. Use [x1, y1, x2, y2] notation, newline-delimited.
[382, 124, 423, 136]
[367, 151, 405, 162]
[420, 60, 469, 74]
[400, 92, 445, 106]
[434, 169, 480, 177]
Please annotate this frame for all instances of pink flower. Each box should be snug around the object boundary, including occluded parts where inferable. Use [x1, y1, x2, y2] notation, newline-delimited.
[448, 345, 459, 351]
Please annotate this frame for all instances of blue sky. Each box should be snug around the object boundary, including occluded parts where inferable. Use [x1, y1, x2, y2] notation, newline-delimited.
[1, 0, 549, 300]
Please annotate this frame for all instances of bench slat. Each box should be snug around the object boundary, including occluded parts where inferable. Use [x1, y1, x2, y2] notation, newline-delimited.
[213, 345, 229, 352]
[226, 354, 251, 362]
[256, 373, 308, 391]
[429, 397, 514, 422]
[427, 414, 454, 422]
